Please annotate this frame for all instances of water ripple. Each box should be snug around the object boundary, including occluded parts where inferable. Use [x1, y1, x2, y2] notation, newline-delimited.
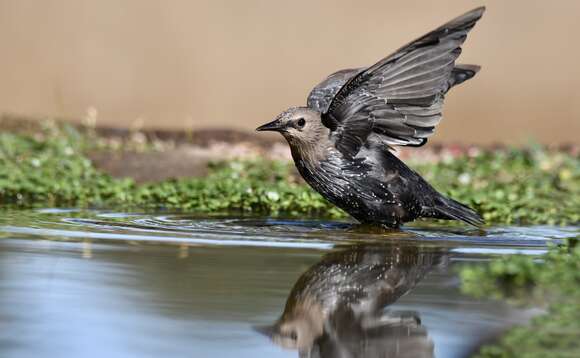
[0, 209, 577, 251]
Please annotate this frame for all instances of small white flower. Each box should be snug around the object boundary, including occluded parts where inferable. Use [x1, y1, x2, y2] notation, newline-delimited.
[266, 191, 280, 201]
[30, 158, 41, 167]
[458, 173, 471, 185]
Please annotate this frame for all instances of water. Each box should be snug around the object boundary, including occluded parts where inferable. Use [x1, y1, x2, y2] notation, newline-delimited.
[0, 209, 577, 358]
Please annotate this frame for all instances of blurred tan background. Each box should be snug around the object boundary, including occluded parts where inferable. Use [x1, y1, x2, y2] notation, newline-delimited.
[0, 0, 578, 144]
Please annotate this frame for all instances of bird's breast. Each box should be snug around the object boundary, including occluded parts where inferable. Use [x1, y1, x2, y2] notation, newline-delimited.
[292, 148, 419, 226]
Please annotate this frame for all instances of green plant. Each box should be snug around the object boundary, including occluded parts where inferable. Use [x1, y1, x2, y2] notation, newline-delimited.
[0, 125, 578, 225]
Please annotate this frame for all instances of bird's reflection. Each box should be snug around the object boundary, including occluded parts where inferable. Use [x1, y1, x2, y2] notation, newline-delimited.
[258, 242, 446, 358]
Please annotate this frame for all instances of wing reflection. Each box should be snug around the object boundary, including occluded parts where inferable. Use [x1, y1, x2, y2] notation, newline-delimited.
[258, 243, 446, 358]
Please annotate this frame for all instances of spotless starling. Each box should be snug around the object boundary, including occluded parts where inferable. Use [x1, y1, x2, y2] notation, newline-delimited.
[257, 7, 485, 228]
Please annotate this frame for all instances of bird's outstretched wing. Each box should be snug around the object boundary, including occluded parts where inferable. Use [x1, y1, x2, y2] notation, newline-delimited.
[322, 7, 485, 158]
[307, 68, 364, 113]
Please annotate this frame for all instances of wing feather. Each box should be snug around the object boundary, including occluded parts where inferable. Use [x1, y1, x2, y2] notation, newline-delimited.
[320, 7, 485, 157]
[306, 68, 365, 113]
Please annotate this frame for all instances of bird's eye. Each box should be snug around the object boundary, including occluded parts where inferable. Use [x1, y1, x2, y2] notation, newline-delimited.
[296, 118, 306, 128]
[289, 331, 298, 340]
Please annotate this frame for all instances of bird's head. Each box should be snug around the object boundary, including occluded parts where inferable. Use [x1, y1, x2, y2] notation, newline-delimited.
[254, 296, 325, 352]
[256, 107, 326, 147]
[254, 314, 323, 352]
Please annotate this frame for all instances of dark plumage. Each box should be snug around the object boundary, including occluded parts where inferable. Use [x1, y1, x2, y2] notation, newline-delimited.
[256, 243, 446, 357]
[257, 8, 486, 228]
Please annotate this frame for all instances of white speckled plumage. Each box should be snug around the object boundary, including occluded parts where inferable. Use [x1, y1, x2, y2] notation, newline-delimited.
[257, 7, 486, 228]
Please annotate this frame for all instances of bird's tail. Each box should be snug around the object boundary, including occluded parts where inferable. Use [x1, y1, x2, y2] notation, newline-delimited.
[428, 195, 484, 227]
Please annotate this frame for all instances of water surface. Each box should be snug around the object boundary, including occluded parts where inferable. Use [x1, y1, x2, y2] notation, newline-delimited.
[0, 209, 577, 358]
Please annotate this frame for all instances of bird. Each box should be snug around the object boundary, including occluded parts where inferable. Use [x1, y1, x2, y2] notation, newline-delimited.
[255, 243, 445, 357]
[256, 7, 486, 229]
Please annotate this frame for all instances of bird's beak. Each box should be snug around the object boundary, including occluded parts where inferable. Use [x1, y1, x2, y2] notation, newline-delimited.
[256, 119, 283, 132]
[253, 324, 276, 338]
